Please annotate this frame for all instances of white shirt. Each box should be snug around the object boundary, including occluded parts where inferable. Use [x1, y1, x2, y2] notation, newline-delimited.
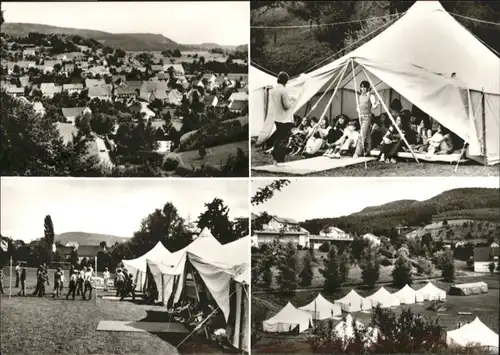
[84, 271, 92, 282]
[268, 84, 294, 124]
[103, 271, 110, 279]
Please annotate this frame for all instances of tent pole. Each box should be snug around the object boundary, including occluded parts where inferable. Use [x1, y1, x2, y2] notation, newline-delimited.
[350, 59, 368, 169]
[361, 67, 420, 163]
[455, 89, 475, 173]
[316, 62, 349, 124]
[481, 90, 487, 166]
[161, 274, 165, 305]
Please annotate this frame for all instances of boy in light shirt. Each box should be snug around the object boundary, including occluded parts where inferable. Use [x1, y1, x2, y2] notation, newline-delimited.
[83, 267, 93, 300]
[76, 267, 85, 296]
[329, 120, 360, 159]
[66, 270, 78, 300]
[102, 267, 110, 292]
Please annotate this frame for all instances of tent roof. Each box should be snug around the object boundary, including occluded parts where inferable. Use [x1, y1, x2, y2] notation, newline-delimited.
[419, 282, 446, 294]
[335, 289, 365, 304]
[366, 287, 401, 306]
[250, 65, 276, 92]
[448, 317, 499, 349]
[265, 302, 312, 325]
[312, 1, 499, 94]
[122, 241, 171, 273]
[394, 284, 417, 296]
[300, 293, 337, 311]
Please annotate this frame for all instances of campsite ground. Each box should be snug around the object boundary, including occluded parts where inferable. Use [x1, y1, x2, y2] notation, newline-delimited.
[251, 148, 499, 177]
[0, 267, 228, 355]
[252, 274, 500, 354]
[173, 140, 249, 170]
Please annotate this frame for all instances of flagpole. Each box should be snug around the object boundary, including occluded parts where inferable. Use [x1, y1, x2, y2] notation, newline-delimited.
[95, 255, 98, 306]
[9, 256, 13, 298]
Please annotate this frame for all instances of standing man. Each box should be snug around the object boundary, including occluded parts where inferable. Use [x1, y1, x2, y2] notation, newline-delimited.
[32, 265, 43, 295]
[66, 269, 78, 300]
[268, 71, 296, 166]
[15, 262, 20, 288]
[115, 268, 125, 297]
[76, 267, 85, 297]
[17, 266, 27, 296]
[83, 266, 93, 301]
[52, 267, 63, 298]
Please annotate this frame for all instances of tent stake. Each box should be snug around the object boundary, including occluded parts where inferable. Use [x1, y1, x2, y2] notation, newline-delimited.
[361, 67, 420, 164]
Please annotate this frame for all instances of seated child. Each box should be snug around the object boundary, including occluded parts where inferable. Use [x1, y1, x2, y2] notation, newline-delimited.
[323, 114, 348, 157]
[424, 125, 454, 157]
[378, 115, 404, 163]
[287, 117, 312, 155]
[328, 120, 359, 159]
[370, 113, 390, 149]
[303, 118, 331, 156]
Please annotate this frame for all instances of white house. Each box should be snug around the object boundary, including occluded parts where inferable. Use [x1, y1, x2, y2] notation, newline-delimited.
[363, 233, 381, 246]
[474, 246, 499, 273]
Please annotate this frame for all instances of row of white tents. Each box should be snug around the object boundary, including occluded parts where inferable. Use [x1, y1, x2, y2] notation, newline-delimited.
[251, 1, 499, 165]
[263, 284, 498, 351]
[121, 228, 250, 352]
[264, 282, 447, 332]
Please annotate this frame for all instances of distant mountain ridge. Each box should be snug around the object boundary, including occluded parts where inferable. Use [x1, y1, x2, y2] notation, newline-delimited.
[56, 231, 129, 247]
[300, 188, 500, 235]
[2, 23, 247, 52]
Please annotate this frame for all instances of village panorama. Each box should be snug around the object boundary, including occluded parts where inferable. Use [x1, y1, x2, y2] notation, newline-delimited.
[0, 6, 249, 177]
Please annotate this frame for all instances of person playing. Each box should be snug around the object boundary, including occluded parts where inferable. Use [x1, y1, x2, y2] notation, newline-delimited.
[287, 117, 312, 156]
[15, 262, 20, 288]
[76, 267, 85, 296]
[115, 268, 125, 297]
[102, 267, 111, 292]
[120, 274, 136, 301]
[83, 266, 93, 301]
[378, 115, 404, 163]
[353, 81, 379, 157]
[32, 265, 43, 296]
[268, 71, 296, 166]
[17, 266, 27, 296]
[52, 267, 63, 298]
[37, 269, 50, 297]
[66, 269, 78, 300]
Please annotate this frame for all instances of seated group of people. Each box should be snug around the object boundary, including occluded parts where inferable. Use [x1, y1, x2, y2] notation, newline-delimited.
[267, 99, 462, 163]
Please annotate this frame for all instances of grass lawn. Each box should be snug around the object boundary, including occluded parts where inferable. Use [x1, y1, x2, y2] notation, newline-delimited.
[173, 140, 248, 169]
[0, 267, 230, 355]
[251, 148, 499, 177]
[252, 275, 500, 354]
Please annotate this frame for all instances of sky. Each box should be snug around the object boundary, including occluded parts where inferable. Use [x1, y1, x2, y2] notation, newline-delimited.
[1, 178, 249, 242]
[251, 177, 499, 222]
[2, 2, 249, 45]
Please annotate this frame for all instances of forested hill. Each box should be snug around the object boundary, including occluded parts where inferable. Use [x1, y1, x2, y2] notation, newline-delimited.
[300, 188, 500, 236]
[251, 1, 500, 76]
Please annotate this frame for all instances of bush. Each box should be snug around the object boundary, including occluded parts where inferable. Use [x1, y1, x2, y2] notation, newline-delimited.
[162, 157, 180, 171]
[318, 242, 330, 253]
[392, 255, 413, 287]
[251, 246, 260, 254]
[380, 257, 393, 267]
[415, 256, 434, 275]
[297, 244, 303, 250]
[179, 118, 248, 151]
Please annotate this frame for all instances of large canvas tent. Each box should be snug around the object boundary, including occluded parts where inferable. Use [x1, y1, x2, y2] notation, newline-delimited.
[449, 282, 488, 296]
[253, 1, 500, 165]
[393, 284, 424, 304]
[365, 287, 401, 308]
[416, 282, 447, 301]
[334, 289, 372, 313]
[447, 317, 499, 352]
[263, 302, 312, 333]
[299, 293, 342, 320]
[122, 241, 172, 291]
[250, 65, 276, 137]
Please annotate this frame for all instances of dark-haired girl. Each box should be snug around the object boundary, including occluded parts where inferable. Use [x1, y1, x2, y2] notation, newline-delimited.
[354, 81, 379, 157]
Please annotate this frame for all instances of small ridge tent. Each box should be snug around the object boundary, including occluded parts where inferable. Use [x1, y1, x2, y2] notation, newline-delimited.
[299, 293, 342, 320]
[122, 241, 172, 291]
[334, 289, 372, 313]
[416, 282, 447, 301]
[447, 317, 499, 352]
[449, 282, 488, 296]
[334, 314, 379, 345]
[253, 1, 500, 165]
[394, 284, 424, 304]
[263, 302, 313, 333]
[250, 65, 276, 138]
[366, 287, 401, 308]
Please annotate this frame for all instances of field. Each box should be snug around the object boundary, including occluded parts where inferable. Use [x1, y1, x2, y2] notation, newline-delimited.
[172, 141, 249, 170]
[251, 149, 499, 177]
[0, 267, 228, 355]
[252, 274, 500, 354]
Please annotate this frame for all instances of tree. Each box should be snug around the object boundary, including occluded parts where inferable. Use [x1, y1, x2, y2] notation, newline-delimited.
[441, 249, 455, 282]
[392, 254, 412, 287]
[91, 113, 115, 136]
[251, 179, 290, 205]
[276, 242, 298, 295]
[44, 215, 55, 265]
[99, 241, 107, 249]
[198, 146, 206, 160]
[360, 247, 381, 288]
[320, 245, 343, 293]
[299, 252, 313, 287]
[172, 49, 182, 57]
[197, 198, 236, 244]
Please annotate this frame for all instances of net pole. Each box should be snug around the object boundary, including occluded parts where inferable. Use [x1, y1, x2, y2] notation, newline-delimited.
[9, 256, 13, 299]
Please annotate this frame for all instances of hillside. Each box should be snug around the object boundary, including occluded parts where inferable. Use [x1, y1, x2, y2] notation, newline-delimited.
[301, 188, 500, 235]
[251, 1, 500, 76]
[2, 23, 245, 52]
[56, 232, 129, 247]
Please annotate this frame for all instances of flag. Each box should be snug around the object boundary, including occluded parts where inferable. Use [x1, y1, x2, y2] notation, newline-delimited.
[0, 239, 8, 252]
